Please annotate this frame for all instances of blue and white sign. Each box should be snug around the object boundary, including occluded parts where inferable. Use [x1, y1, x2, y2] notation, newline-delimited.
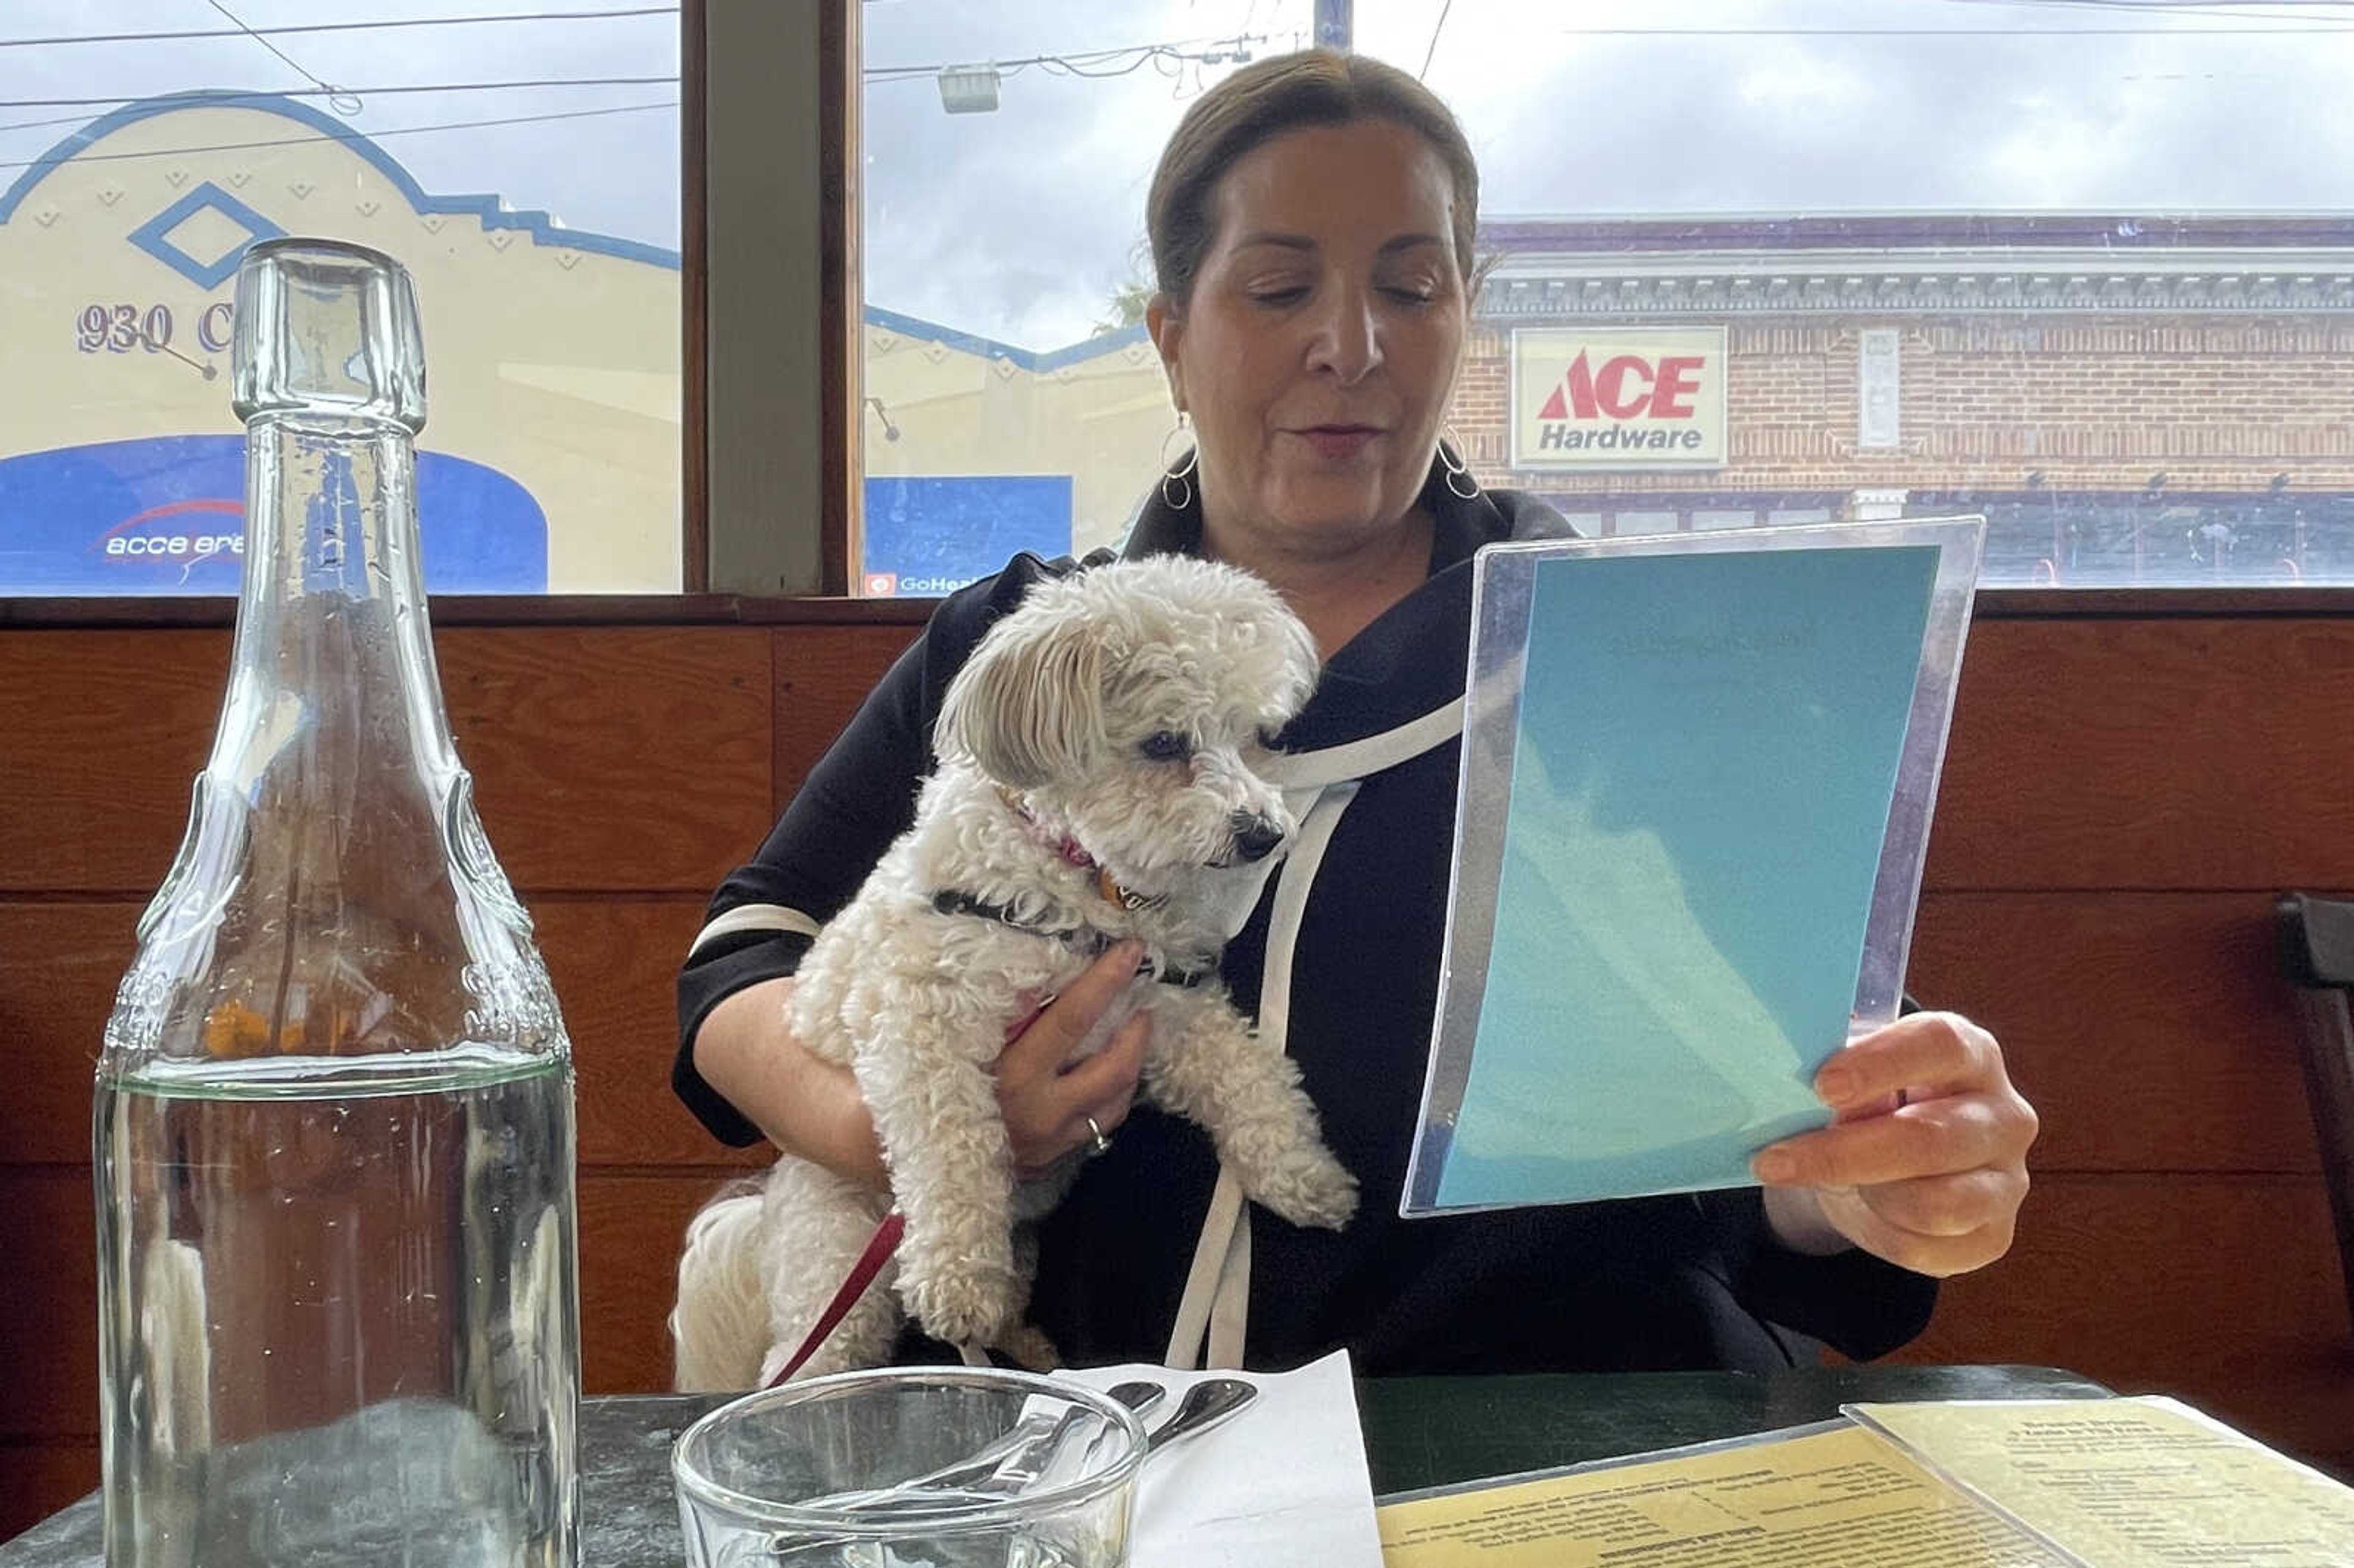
[0, 435, 549, 594]
[861, 474, 1073, 597]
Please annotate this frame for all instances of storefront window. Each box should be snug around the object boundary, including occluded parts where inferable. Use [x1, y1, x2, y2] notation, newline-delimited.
[855, 7, 1232, 595]
[0, 7, 680, 595]
[857, 1, 2354, 590]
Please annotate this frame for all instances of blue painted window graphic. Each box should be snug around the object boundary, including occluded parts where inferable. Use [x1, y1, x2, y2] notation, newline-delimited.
[861, 474, 1073, 596]
[124, 182, 288, 290]
[0, 435, 548, 595]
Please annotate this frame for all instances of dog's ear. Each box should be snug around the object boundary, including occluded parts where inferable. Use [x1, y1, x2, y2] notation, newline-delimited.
[935, 607, 1107, 788]
[1230, 580, 1323, 733]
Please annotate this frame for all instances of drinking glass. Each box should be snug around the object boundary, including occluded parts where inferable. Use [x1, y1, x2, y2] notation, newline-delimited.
[672, 1368, 1146, 1568]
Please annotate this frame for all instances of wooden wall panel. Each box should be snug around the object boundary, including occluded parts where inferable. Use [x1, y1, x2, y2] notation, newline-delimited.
[0, 904, 131, 1167]
[1927, 617, 2354, 892]
[771, 624, 920, 810]
[2, 899, 772, 1172]
[0, 627, 774, 896]
[1909, 890, 2317, 1173]
[543, 897, 769, 1171]
[0, 631, 219, 896]
[579, 1173, 726, 1396]
[0, 1444, 97, 1548]
[0, 1171, 96, 1442]
[441, 628, 772, 892]
[1900, 1174, 2354, 1468]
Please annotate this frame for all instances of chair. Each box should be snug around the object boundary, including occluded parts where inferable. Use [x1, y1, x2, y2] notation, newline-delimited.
[2275, 892, 2354, 1329]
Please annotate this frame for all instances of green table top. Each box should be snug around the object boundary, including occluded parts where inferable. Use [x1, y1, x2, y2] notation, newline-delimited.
[1353, 1363, 2107, 1496]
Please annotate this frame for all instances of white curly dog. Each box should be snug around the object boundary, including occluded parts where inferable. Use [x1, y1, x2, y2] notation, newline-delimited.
[671, 555, 1360, 1390]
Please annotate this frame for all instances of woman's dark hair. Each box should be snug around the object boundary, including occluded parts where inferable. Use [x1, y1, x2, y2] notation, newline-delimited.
[1146, 50, 1480, 309]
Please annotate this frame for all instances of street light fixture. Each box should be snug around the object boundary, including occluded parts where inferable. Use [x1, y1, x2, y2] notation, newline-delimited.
[937, 64, 1001, 114]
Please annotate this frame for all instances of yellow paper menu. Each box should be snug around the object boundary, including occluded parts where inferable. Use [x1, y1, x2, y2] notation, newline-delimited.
[1848, 1397, 2354, 1568]
[1376, 1421, 2070, 1567]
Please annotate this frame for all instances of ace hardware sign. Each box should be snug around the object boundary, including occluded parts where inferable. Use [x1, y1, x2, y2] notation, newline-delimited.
[1510, 326, 1727, 471]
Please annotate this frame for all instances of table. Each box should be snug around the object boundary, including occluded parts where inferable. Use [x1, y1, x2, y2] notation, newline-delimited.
[0, 1364, 2106, 1566]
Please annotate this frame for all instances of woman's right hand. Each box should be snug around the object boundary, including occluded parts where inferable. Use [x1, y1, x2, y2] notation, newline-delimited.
[994, 938, 1153, 1178]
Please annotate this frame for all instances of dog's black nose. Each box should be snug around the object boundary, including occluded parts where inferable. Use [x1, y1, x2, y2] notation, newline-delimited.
[1229, 812, 1286, 862]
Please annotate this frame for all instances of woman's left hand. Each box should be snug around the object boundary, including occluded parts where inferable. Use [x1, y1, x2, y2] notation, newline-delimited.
[1751, 1011, 2040, 1278]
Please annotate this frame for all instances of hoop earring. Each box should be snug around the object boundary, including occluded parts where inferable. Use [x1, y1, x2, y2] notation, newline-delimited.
[1439, 428, 1480, 501]
[1159, 413, 1198, 511]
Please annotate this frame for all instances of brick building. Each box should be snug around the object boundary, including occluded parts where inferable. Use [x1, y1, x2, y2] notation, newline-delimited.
[1451, 216, 2354, 585]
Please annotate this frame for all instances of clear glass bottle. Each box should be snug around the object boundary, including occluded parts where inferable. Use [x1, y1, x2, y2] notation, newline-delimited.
[93, 238, 579, 1568]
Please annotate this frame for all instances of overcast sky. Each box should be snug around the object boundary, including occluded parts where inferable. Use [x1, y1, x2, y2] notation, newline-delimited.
[12, 1, 2354, 349]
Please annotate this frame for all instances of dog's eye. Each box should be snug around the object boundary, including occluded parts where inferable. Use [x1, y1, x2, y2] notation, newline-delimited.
[1138, 730, 1192, 763]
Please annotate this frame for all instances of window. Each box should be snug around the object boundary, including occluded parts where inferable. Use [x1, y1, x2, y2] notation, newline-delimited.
[853, 5, 1244, 595]
[847, 1, 2354, 591]
[0, 4, 681, 596]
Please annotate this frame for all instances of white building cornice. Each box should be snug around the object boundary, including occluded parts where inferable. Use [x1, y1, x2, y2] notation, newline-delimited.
[1479, 247, 2354, 317]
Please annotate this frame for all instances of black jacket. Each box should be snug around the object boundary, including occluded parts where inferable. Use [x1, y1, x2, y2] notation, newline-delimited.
[673, 465, 1938, 1374]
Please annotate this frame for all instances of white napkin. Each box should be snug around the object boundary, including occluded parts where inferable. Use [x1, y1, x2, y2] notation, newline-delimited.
[1059, 1349, 1385, 1568]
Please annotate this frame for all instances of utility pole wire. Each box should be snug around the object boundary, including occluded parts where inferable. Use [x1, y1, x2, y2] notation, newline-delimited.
[1420, 0, 1455, 77]
[0, 8, 676, 51]
[204, 0, 356, 113]
[0, 99, 676, 173]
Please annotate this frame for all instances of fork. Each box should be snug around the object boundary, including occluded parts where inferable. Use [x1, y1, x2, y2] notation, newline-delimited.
[817, 1379, 1167, 1512]
[847, 1376, 1260, 1514]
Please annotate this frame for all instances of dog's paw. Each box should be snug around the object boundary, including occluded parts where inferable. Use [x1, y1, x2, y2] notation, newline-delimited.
[1251, 1147, 1359, 1231]
[901, 1266, 1021, 1350]
[992, 1322, 1062, 1373]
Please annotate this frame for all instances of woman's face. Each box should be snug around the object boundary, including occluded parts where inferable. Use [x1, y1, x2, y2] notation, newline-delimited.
[1149, 118, 1468, 557]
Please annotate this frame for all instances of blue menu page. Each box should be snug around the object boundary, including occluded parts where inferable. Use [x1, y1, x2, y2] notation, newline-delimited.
[1433, 544, 1941, 1208]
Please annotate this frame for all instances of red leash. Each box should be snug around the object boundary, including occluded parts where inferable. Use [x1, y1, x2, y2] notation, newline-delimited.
[760, 1000, 1051, 1388]
[763, 1208, 907, 1388]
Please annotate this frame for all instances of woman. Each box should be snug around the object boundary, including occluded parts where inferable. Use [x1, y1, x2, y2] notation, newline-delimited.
[674, 50, 2038, 1376]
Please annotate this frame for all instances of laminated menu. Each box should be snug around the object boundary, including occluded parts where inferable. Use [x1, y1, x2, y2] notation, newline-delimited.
[1403, 518, 1984, 1214]
[1848, 1396, 2354, 1568]
[1377, 1396, 2354, 1567]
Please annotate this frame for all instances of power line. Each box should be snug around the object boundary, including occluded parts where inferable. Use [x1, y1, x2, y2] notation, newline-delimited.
[0, 77, 677, 110]
[0, 7, 677, 50]
[0, 97, 675, 172]
[205, 0, 342, 104]
[1419, 0, 1455, 77]
[864, 34, 1268, 83]
[0, 107, 143, 138]
[0, 37, 1224, 126]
